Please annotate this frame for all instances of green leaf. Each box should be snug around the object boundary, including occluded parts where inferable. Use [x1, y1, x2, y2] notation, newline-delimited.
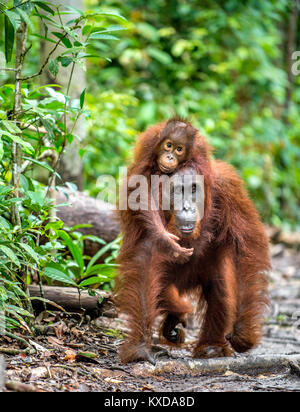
[58, 230, 84, 274]
[48, 58, 59, 77]
[92, 11, 127, 21]
[82, 25, 91, 36]
[61, 36, 73, 49]
[4, 14, 15, 63]
[4, 10, 18, 30]
[89, 33, 119, 40]
[91, 25, 126, 35]
[22, 156, 54, 173]
[18, 243, 40, 263]
[87, 237, 120, 270]
[33, 1, 55, 15]
[0, 131, 34, 154]
[80, 88, 86, 109]
[1, 120, 22, 134]
[43, 266, 77, 286]
[16, 8, 33, 30]
[0, 216, 10, 230]
[79, 276, 106, 287]
[6, 304, 34, 318]
[0, 245, 20, 267]
[85, 263, 116, 277]
[59, 56, 73, 67]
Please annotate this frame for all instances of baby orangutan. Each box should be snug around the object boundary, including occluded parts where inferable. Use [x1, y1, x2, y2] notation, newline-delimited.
[119, 117, 206, 262]
[155, 119, 196, 174]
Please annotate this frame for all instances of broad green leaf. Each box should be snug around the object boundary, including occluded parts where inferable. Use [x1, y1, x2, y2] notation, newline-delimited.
[91, 11, 127, 21]
[79, 276, 107, 287]
[58, 230, 84, 274]
[2, 279, 27, 299]
[87, 237, 120, 270]
[61, 36, 73, 49]
[59, 56, 73, 67]
[89, 33, 119, 40]
[85, 263, 116, 277]
[18, 243, 40, 263]
[4, 10, 18, 30]
[6, 304, 34, 318]
[1, 120, 22, 134]
[27, 84, 61, 96]
[0, 130, 34, 153]
[4, 14, 15, 63]
[16, 8, 33, 30]
[22, 156, 54, 173]
[82, 25, 91, 36]
[0, 245, 20, 267]
[48, 58, 59, 77]
[43, 266, 77, 286]
[33, 1, 55, 15]
[0, 216, 10, 230]
[91, 25, 127, 34]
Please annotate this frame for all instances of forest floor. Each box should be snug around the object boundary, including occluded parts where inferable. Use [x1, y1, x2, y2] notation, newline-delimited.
[1, 243, 300, 392]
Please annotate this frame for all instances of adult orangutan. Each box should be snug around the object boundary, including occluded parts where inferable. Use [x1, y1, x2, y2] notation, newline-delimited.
[115, 119, 270, 364]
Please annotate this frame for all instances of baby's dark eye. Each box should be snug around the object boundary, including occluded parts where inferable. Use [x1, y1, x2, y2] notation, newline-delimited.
[166, 142, 172, 148]
[177, 146, 182, 152]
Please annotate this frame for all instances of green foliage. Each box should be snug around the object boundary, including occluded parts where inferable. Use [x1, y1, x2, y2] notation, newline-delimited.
[42, 224, 120, 289]
[83, 90, 138, 194]
[0, 1, 125, 333]
[86, 0, 300, 229]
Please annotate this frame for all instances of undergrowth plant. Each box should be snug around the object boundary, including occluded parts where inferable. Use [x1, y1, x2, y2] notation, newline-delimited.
[0, 1, 126, 336]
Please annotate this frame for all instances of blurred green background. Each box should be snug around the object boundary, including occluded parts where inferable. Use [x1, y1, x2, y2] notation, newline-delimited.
[84, 0, 300, 230]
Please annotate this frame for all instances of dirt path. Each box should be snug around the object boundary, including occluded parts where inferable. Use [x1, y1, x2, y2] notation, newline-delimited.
[1, 244, 300, 392]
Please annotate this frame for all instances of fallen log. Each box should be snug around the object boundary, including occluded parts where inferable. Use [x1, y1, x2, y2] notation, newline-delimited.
[28, 285, 115, 318]
[134, 354, 300, 377]
[54, 188, 120, 257]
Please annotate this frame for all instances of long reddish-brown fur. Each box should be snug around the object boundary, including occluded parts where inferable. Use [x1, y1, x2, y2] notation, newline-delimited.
[115, 119, 270, 363]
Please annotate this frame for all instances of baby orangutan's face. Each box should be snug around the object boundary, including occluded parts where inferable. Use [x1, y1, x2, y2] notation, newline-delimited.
[156, 122, 192, 174]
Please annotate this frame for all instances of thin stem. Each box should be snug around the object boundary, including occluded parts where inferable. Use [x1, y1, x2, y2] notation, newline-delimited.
[20, 16, 85, 82]
[45, 59, 76, 201]
[21, 34, 67, 81]
[11, 21, 28, 227]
